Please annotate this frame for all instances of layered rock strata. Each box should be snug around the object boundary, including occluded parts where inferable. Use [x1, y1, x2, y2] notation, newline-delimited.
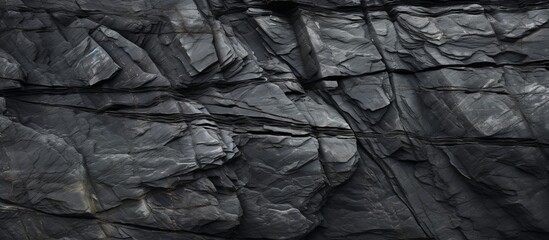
[0, 0, 548, 239]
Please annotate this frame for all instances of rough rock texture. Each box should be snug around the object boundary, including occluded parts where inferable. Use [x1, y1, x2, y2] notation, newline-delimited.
[0, 0, 548, 239]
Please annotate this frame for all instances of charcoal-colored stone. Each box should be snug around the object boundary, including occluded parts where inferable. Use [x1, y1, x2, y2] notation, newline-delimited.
[1, 0, 548, 239]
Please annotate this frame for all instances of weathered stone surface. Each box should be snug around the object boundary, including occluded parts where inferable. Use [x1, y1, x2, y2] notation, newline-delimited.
[293, 9, 385, 80]
[0, 0, 548, 239]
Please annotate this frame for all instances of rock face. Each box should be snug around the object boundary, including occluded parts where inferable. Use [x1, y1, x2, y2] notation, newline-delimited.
[0, 0, 548, 239]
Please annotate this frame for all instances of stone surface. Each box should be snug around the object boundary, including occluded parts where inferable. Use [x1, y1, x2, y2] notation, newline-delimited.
[0, 0, 548, 239]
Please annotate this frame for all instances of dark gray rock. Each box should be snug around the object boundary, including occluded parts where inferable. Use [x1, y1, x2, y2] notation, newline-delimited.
[0, 0, 548, 239]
